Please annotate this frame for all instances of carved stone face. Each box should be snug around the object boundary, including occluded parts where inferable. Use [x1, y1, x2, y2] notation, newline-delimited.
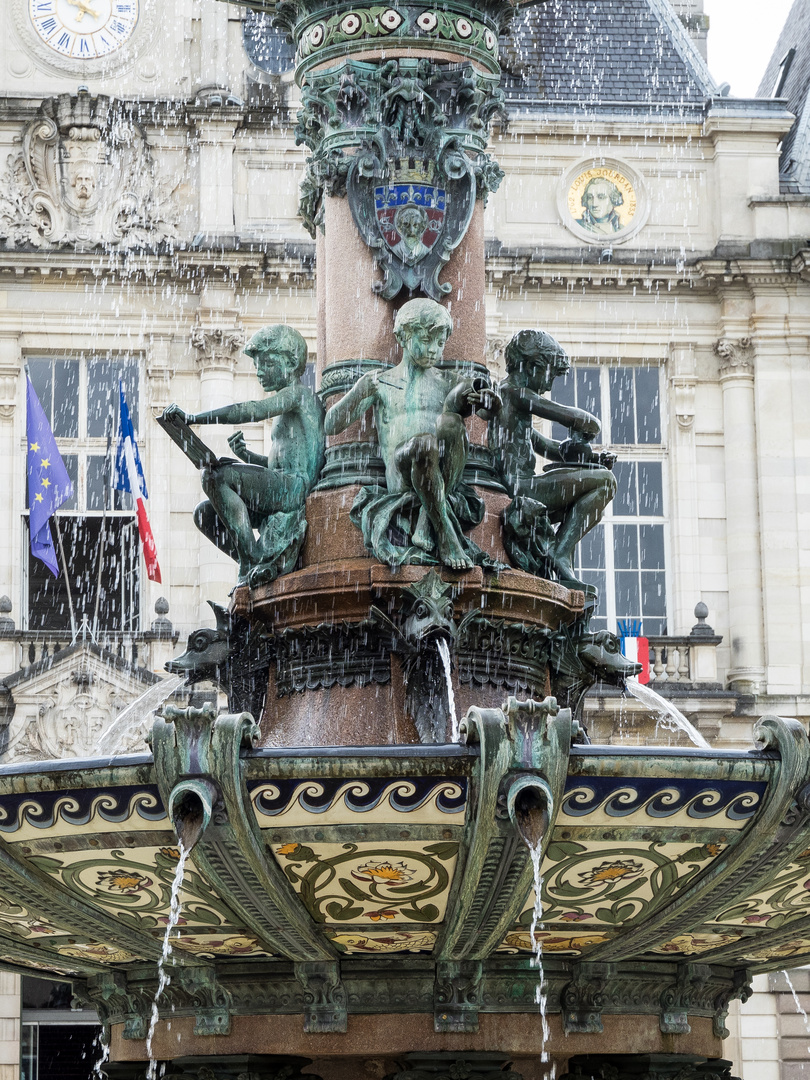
[71, 165, 96, 203]
[63, 144, 102, 212]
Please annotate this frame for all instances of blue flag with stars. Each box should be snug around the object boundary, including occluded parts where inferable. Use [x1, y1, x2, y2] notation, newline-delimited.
[26, 375, 73, 576]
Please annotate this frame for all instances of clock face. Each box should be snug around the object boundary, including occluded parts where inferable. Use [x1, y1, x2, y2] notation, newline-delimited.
[29, 0, 139, 59]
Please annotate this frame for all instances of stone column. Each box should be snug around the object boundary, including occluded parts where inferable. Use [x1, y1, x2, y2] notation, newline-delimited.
[715, 336, 765, 694]
[0, 335, 21, 662]
[290, 16, 506, 380]
[144, 333, 175, 649]
[190, 305, 245, 616]
[667, 343, 701, 633]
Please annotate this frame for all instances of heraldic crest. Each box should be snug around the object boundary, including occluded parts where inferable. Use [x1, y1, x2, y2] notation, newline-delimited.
[344, 58, 493, 301]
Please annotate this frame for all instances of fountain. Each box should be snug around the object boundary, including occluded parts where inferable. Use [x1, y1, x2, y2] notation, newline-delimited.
[2, 3, 809, 1080]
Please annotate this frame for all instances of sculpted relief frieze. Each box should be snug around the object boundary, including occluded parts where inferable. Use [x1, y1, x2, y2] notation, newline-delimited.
[0, 90, 180, 250]
[3, 645, 158, 761]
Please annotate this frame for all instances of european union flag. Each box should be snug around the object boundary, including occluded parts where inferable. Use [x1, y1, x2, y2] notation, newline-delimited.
[26, 375, 73, 576]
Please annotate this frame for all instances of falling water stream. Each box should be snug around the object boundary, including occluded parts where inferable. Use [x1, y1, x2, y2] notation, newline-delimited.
[146, 841, 190, 1080]
[528, 842, 552, 1072]
[436, 638, 458, 742]
[781, 969, 810, 1053]
[626, 678, 710, 749]
[96, 674, 186, 757]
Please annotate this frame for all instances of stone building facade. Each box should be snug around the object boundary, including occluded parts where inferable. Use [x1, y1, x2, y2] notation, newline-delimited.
[0, 0, 808, 1076]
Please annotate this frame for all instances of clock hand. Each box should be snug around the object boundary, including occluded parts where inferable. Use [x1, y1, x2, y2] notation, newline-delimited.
[66, 0, 101, 21]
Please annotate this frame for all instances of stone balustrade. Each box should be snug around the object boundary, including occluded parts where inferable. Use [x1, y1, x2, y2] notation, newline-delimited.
[646, 633, 722, 686]
[8, 630, 166, 675]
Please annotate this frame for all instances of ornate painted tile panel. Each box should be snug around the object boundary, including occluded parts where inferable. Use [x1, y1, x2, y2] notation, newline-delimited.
[497, 929, 613, 956]
[514, 838, 730, 930]
[559, 775, 766, 831]
[249, 776, 467, 827]
[711, 850, 810, 929]
[327, 929, 437, 953]
[272, 839, 459, 924]
[0, 784, 166, 841]
[23, 844, 266, 954]
[647, 932, 744, 956]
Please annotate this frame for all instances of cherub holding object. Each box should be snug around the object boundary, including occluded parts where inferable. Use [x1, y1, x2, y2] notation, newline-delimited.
[489, 329, 616, 589]
[324, 297, 499, 570]
[162, 325, 324, 586]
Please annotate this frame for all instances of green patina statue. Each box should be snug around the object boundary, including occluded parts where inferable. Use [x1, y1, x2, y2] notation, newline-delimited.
[161, 325, 324, 586]
[324, 297, 500, 570]
[489, 329, 616, 590]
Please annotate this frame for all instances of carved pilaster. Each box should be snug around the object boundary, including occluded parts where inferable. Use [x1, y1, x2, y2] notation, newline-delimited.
[177, 965, 233, 1036]
[659, 962, 711, 1034]
[670, 343, 697, 430]
[714, 337, 754, 378]
[712, 968, 752, 1040]
[190, 323, 245, 374]
[146, 334, 175, 413]
[0, 334, 20, 422]
[434, 960, 482, 1033]
[561, 961, 614, 1034]
[0, 369, 16, 421]
[295, 960, 347, 1033]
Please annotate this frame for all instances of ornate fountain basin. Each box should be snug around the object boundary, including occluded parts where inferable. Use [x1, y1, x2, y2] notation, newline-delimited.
[0, 702, 808, 1065]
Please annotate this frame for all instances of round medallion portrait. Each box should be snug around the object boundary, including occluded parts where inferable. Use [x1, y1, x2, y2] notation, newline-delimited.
[560, 162, 647, 244]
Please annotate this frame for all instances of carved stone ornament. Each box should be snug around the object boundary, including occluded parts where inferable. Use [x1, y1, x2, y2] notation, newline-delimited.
[190, 325, 247, 373]
[1, 642, 161, 760]
[0, 90, 179, 250]
[714, 337, 754, 377]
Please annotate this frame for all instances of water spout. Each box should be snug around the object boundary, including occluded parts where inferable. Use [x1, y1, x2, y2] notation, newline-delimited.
[167, 778, 217, 852]
[508, 777, 553, 851]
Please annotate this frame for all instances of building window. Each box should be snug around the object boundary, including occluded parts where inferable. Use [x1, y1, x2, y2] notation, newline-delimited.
[21, 977, 101, 1080]
[24, 356, 141, 635]
[551, 363, 666, 636]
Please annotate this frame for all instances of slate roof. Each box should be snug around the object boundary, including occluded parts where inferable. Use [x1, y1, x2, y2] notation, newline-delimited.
[245, 0, 719, 115]
[757, 0, 810, 192]
[499, 0, 718, 113]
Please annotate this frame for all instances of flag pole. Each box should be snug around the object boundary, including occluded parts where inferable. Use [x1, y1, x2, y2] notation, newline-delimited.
[92, 412, 113, 639]
[53, 516, 77, 642]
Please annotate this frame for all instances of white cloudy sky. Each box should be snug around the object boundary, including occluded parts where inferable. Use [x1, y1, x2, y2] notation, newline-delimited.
[703, 0, 796, 96]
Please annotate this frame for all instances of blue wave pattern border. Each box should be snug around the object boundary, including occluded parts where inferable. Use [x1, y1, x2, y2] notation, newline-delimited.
[0, 785, 167, 833]
[561, 777, 767, 821]
[249, 777, 468, 817]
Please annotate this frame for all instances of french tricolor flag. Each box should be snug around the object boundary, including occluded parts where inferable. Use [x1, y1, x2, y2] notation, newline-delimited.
[115, 383, 162, 584]
[618, 620, 650, 684]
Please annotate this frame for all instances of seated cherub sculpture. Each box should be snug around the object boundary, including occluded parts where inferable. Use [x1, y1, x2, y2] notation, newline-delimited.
[324, 297, 500, 570]
[162, 325, 324, 586]
[489, 329, 616, 590]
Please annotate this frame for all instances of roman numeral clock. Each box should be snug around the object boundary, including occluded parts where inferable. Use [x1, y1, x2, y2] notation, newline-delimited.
[29, 0, 139, 59]
[11, 0, 156, 77]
